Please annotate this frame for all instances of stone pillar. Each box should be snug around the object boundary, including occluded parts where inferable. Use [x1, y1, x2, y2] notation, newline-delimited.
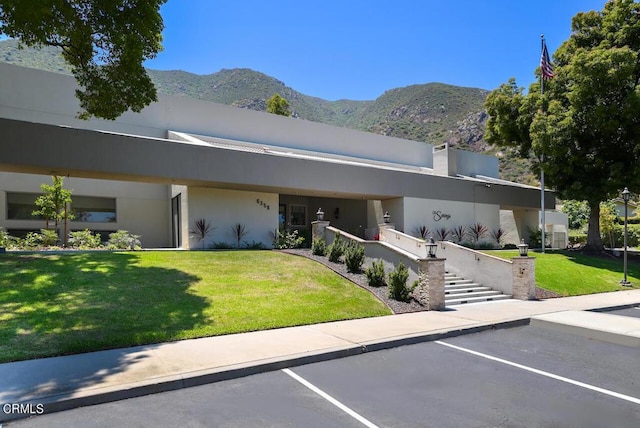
[511, 257, 536, 300]
[311, 221, 330, 242]
[415, 258, 446, 310]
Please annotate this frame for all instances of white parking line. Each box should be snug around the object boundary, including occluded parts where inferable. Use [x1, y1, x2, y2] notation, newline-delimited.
[282, 368, 380, 428]
[435, 340, 640, 405]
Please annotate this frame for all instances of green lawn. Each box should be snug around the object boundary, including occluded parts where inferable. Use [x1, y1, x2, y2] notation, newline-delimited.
[484, 250, 640, 296]
[0, 251, 390, 363]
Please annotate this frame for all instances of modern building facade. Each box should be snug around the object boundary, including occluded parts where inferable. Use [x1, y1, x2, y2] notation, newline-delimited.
[0, 62, 559, 248]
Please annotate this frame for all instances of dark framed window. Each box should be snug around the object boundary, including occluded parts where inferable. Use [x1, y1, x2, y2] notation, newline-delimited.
[71, 196, 116, 223]
[6, 192, 116, 223]
[6, 193, 42, 220]
[290, 205, 307, 227]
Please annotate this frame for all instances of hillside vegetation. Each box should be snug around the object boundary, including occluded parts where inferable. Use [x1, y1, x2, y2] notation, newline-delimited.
[0, 39, 535, 184]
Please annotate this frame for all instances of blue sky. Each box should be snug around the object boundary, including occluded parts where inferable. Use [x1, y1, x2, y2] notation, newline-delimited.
[148, 1, 604, 100]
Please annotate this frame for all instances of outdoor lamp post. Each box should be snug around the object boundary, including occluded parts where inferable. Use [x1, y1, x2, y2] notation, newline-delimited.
[621, 187, 632, 287]
[316, 208, 324, 221]
[383, 211, 390, 224]
[517, 239, 529, 257]
[426, 236, 437, 258]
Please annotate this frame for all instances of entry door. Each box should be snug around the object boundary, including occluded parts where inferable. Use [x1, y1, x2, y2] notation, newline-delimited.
[171, 194, 181, 248]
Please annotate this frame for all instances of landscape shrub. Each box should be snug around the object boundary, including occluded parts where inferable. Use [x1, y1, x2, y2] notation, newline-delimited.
[0, 228, 9, 247]
[602, 224, 640, 248]
[311, 237, 327, 256]
[365, 259, 386, 287]
[211, 241, 234, 249]
[107, 230, 141, 250]
[21, 232, 44, 249]
[242, 240, 266, 249]
[344, 241, 365, 273]
[568, 231, 587, 247]
[68, 229, 101, 249]
[273, 229, 305, 249]
[388, 262, 413, 302]
[326, 234, 345, 263]
[39, 229, 59, 247]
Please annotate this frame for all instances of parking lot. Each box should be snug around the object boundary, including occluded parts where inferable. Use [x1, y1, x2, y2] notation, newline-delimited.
[8, 315, 640, 428]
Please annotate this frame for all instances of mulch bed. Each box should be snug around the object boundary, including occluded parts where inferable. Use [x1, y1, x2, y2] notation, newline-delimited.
[281, 249, 560, 313]
[281, 249, 425, 314]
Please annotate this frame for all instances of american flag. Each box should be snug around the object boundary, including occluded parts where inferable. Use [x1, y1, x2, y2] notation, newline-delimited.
[540, 39, 555, 79]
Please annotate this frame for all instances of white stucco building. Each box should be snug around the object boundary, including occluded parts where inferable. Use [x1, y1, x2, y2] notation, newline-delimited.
[0, 62, 559, 249]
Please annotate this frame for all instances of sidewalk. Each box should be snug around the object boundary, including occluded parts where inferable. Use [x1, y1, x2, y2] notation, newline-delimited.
[2, 289, 640, 422]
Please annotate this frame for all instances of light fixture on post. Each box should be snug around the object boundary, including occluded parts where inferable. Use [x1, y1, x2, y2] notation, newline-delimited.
[517, 239, 529, 257]
[383, 211, 390, 224]
[426, 236, 437, 258]
[620, 187, 632, 287]
[316, 208, 324, 221]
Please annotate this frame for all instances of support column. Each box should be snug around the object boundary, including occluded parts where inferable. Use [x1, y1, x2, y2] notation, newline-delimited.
[511, 257, 536, 300]
[311, 220, 330, 242]
[415, 258, 446, 310]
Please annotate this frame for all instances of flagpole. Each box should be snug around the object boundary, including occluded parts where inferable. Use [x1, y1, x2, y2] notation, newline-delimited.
[540, 34, 546, 253]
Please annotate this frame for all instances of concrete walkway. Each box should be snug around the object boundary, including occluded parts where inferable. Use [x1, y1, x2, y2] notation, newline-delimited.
[2, 289, 640, 422]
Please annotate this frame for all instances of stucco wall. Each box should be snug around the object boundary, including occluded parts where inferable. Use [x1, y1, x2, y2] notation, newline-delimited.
[0, 62, 503, 176]
[0, 172, 171, 247]
[187, 187, 278, 249]
[401, 197, 499, 244]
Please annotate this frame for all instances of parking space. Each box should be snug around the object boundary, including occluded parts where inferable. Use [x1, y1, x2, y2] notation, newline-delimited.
[8, 324, 640, 427]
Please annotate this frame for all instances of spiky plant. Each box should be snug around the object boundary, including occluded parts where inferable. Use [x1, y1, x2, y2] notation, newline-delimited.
[416, 225, 430, 240]
[467, 223, 489, 246]
[230, 223, 249, 249]
[191, 219, 215, 249]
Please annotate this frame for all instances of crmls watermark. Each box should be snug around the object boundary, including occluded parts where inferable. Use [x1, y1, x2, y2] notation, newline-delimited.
[2, 402, 45, 415]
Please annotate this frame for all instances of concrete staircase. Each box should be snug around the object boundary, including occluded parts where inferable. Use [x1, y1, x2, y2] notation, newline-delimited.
[445, 271, 512, 306]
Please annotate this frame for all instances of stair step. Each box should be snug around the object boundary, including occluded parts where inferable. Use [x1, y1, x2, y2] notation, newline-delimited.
[443, 270, 513, 307]
[446, 294, 512, 306]
[445, 279, 475, 286]
[445, 286, 492, 294]
[446, 290, 503, 299]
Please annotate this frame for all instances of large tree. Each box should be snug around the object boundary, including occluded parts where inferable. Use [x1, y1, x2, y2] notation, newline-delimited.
[0, 0, 166, 120]
[485, 0, 640, 251]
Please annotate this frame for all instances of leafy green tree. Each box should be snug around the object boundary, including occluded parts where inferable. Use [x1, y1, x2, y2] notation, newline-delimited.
[0, 0, 166, 120]
[32, 176, 74, 244]
[485, 0, 640, 251]
[561, 200, 591, 230]
[266, 93, 291, 116]
[600, 201, 618, 249]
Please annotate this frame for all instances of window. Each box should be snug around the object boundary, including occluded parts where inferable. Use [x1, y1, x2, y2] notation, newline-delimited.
[5, 192, 116, 223]
[71, 196, 116, 223]
[6, 193, 41, 220]
[279, 204, 286, 228]
[289, 205, 307, 227]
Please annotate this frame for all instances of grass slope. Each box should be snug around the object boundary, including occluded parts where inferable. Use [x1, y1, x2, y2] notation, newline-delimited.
[0, 251, 390, 363]
[484, 250, 640, 296]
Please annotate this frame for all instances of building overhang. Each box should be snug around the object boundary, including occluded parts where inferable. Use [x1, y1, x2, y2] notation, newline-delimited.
[0, 117, 553, 210]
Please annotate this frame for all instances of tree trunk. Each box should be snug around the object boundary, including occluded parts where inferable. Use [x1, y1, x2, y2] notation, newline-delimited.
[584, 201, 604, 252]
